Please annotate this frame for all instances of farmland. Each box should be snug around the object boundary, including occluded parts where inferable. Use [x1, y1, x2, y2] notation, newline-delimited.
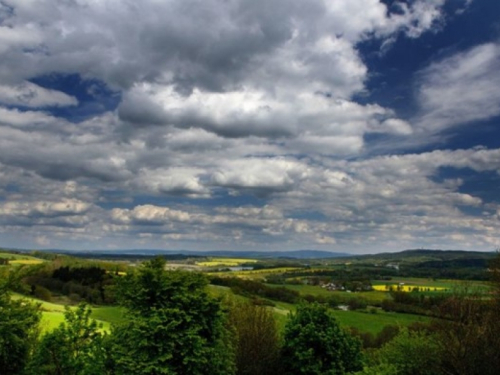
[0, 251, 45, 265]
[1, 247, 498, 375]
[196, 257, 258, 267]
[11, 293, 119, 332]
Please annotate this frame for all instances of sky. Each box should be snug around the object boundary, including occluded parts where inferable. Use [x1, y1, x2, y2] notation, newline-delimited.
[0, 0, 499, 253]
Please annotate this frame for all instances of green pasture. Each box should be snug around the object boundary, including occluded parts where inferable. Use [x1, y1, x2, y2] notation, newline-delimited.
[331, 310, 430, 335]
[271, 302, 429, 335]
[0, 252, 39, 260]
[11, 293, 121, 332]
[270, 284, 390, 304]
[372, 278, 490, 294]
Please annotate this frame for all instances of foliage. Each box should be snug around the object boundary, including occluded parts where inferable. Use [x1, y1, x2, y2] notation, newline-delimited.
[349, 324, 400, 349]
[364, 328, 442, 375]
[227, 300, 282, 375]
[0, 282, 41, 375]
[26, 303, 108, 375]
[282, 302, 363, 375]
[433, 283, 500, 375]
[110, 257, 235, 375]
[23, 264, 115, 304]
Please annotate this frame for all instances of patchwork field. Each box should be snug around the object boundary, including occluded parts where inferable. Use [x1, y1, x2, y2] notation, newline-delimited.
[372, 284, 448, 292]
[209, 267, 303, 279]
[371, 278, 489, 293]
[270, 284, 390, 304]
[196, 258, 258, 267]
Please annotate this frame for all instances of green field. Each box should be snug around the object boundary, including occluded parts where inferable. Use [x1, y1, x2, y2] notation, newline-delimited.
[269, 284, 390, 304]
[331, 310, 430, 335]
[0, 252, 45, 265]
[11, 294, 121, 332]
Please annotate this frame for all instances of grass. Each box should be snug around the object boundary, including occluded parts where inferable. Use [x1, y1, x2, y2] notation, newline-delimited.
[0, 252, 39, 260]
[371, 278, 491, 295]
[90, 306, 126, 325]
[371, 277, 485, 289]
[331, 310, 430, 335]
[0, 252, 45, 265]
[11, 294, 119, 332]
[270, 301, 429, 335]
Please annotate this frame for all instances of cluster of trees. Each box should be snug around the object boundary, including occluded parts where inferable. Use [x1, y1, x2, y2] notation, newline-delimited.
[380, 290, 449, 316]
[21, 263, 117, 304]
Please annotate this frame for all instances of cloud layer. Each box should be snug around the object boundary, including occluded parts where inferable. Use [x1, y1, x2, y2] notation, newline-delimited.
[0, 0, 498, 252]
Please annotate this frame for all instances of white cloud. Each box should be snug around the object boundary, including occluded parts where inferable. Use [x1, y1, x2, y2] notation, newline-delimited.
[211, 158, 309, 193]
[416, 43, 500, 132]
[0, 198, 91, 219]
[0, 81, 78, 107]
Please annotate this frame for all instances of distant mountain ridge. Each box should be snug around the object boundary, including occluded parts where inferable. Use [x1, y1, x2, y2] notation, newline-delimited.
[5, 247, 495, 261]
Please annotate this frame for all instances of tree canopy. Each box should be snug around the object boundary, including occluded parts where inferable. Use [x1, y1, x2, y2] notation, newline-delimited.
[282, 302, 363, 375]
[110, 257, 235, 375]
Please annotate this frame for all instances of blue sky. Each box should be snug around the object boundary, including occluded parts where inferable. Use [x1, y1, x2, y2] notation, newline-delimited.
[0, 0, 499, 253]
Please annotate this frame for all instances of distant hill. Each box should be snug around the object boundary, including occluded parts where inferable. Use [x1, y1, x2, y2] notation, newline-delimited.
[35, 248, 351, 260]
[347, 249, 496, 264]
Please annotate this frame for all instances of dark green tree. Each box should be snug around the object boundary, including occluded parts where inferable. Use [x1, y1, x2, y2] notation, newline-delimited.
[282, 302, 363, 375]
[0, 268, 41, 375]
[26, 303, 108, 375]
[109, 257, 235, 375]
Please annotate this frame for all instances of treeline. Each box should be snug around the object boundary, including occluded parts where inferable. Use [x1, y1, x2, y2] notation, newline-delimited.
[210, 276, 300, 304]
[277, 260, 490, 281]
[17, 259, 124, 304]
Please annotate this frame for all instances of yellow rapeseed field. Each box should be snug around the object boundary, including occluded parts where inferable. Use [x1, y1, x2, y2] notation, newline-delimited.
[9, 259, 44, 265]
[372, 284, 447, 292]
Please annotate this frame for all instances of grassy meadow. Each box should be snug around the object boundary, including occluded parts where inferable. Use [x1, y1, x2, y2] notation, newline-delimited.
[0, 252, 45, 265]
[11, 293, 121, 332]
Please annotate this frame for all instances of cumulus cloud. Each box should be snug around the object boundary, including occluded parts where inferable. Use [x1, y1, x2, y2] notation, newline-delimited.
[0, 198, 90, 218]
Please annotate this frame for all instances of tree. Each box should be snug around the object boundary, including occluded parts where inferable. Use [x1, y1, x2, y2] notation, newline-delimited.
[432, 282, 500, 375]
[109, 257, 235, 375]
[360, 328, 442, 375]
[227, 300, 282, 375]
[0, 267, 41, 375]
[26, 303, 109, 375]
[281, 302, 363, 375]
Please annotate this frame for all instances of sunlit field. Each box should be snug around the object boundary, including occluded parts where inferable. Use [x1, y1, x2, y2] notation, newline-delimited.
[372, 284, 448, 292]
[196, 258, 258, 267]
